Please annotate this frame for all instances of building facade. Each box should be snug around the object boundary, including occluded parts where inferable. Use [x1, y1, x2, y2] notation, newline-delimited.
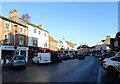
[0, 9, 50, 63]
[57, 38, 77, 55]
[0, 15, 29, 64]
[49, 35, 58, 51]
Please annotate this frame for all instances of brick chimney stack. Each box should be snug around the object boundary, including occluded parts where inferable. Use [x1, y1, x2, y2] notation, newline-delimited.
[38, 24, 43, 29]
[8, 9, 18, 21]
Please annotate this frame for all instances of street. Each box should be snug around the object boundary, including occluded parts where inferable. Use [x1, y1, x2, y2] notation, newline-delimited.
[2, 56, 120, 83]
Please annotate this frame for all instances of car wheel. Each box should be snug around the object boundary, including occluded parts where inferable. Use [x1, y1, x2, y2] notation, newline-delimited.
[106, 66, 118, 75]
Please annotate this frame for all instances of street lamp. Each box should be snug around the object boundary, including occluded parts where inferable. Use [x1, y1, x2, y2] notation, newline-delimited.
[14, 24, 17, 55]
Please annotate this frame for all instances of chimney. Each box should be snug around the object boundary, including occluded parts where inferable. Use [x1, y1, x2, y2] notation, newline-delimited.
[106, 35, 110, 40]
[8, 9, 18, 21]
[38, 24, 43, 29]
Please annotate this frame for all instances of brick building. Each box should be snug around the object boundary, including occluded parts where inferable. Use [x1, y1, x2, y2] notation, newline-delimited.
[0, 15, 29, 64]
[49, 35, 58, 51]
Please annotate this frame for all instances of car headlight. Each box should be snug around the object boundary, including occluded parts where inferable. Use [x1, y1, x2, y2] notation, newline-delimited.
[103, 60, 106, 63]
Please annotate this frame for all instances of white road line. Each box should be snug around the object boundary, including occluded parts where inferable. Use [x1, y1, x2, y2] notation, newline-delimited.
[97, 64, 102, 84]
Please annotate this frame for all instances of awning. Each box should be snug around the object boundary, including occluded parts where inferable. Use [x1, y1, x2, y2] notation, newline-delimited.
[42, 48, 50, 51]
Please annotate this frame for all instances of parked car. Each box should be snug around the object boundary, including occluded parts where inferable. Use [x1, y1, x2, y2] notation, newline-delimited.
[9, 55, 26, 69]
[69, 54, 74, 59]
[58, 56, 62, 62]
[115, 52, 120, 56]
[62, 55, 70, 60]
[102, 56, 120, 75]
[77, 54, 85, 59]
[50, 52, 62, 63]
[32, 53, 51, 64]
[95, 54, 101, 57]
[99, 53, 115, 65]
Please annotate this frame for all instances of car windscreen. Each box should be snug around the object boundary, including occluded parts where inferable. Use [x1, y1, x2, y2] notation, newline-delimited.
[14, 56, 25, 60]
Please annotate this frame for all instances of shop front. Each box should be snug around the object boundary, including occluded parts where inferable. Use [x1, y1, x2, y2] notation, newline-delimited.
[0, 45, 29, 64]
[28, 46, 40, 60]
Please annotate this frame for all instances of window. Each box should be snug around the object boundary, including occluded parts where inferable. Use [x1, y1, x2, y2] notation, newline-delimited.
[32, 38, 38, 46]
[4, 22, 11, 30]
[19, 36, 24, 45]
[19, 27, 24, 33]
[44, 42, 47, 47]
[4, 34, 10, 44]
[44, 33, 46, 36]
[34, 29, 36, 33]
[39, 31, 41, 35]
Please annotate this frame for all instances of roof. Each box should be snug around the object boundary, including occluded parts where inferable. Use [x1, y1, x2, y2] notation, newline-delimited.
[19, 18, 49, 33]
[66, 41, 75, 48]
[115, 31, 120, 38]
[0, 15, 27, 28]
[49, 35, 57, 42]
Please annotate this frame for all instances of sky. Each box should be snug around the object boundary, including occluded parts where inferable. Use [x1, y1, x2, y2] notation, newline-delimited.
[1, 2, 118, 46]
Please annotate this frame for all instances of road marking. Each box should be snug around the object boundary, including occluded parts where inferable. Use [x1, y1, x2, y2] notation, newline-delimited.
[97, 64, 102, 84]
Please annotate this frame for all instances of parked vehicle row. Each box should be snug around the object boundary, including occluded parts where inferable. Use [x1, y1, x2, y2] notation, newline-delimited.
[7, 52, 81, 69]
[100, 52, 120, 77]
[77, 54, 85, 59]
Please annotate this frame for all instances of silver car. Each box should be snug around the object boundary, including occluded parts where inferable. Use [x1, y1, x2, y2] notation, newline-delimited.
[103, 56, 120, 75]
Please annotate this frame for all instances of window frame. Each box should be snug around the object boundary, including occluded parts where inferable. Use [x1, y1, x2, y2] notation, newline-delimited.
[4, 21, 11, 30]
[4, 33, 10, 44]
[34, 29, 36, 33]
[19, 36, 24, 45]
[19, 27, 24, 33]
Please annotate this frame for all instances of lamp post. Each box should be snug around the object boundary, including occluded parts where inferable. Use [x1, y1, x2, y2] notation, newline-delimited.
[14, 24, 17, 55]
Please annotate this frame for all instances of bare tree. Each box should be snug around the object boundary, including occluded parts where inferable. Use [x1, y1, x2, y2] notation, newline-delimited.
[21, 13, 31, 22]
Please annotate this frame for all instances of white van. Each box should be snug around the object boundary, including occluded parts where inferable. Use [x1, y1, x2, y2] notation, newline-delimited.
[32, 53, 51, 64]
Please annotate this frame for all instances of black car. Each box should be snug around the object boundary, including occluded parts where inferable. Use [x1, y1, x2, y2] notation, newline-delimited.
[62, 55, 70, 60]
[77, 54, 85, 59]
